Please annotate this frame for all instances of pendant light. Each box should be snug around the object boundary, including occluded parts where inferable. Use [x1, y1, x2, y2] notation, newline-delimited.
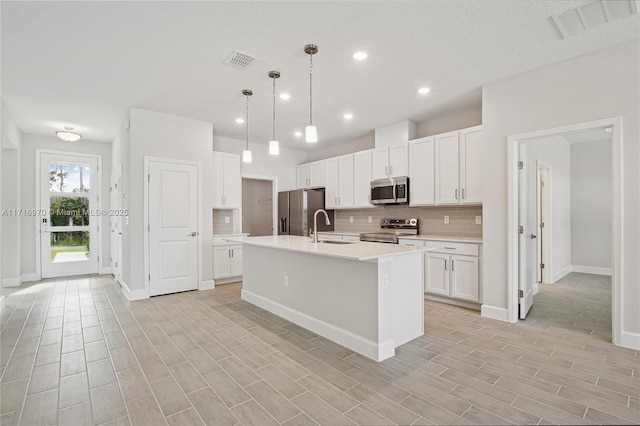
[242, 89, 253, 163]
[268, 71, 280, 155]
[304, 44, 318, 143]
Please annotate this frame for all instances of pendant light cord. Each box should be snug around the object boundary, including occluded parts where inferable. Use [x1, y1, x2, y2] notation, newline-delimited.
[272, 77, 276, 141]
[245, 94, 249, 150]
[309, 53, 313, 126]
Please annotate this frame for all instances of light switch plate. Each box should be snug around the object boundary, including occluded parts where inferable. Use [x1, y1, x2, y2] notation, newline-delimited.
[350, 216, 353, 223]
[368, 216, 372, 223]
[476, 216, 482, 225]
[444, 216, 449, 224]
[224, 216, 230, 224]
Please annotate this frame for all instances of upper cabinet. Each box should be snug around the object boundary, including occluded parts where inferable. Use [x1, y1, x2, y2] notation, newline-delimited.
[325, 154, 354, 209]
[372, 143, 408, 180]
[297, 160, 325, 189]
[353, 149, 373, 208]
[213, 151, 240, 208]
[409, 137, 435, 206]
[435, 125, 482, 205]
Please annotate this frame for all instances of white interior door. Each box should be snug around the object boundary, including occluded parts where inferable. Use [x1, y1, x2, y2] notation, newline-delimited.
[148, 160, 198, 296]
[40, 152, 100, 278]
[518, 146, 536, 319]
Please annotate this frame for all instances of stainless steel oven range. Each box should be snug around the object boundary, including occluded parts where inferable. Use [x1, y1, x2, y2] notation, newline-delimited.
[359, 218, 418, 244]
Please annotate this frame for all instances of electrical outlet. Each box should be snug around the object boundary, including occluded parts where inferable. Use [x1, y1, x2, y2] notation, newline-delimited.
[382, 273, 389, 289]
[349, 216, 353, 223]
[283, 275, 288, 286]
[368, 216, 372, 223]
[224, 216, 230, 224]
[444, 215, 449, 224]
[476, 216, 482, 225]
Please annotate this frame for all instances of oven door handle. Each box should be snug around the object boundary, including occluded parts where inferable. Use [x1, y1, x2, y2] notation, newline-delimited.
[392, 181, 397, 202]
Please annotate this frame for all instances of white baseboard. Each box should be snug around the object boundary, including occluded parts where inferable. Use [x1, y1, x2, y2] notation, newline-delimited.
[99, 266, 113, 275]
[571, 265, 612, 276]
[119, 281, 147, 301]
[199, 280, 214, 291]
[2, 277, 21, 287]
[242, 289, 395, 361]
[21, 273, 39, 283]
[0, 295, 5, 312]
[551, 265, 572, 283]
[425, 294, 480, 311]
[619, 330, 640, 350]
[481, 304, 511, 322]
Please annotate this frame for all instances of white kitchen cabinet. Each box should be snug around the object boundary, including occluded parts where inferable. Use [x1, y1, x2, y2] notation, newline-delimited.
[398, 238, 482, 305]
[434, 126, 483, 205]
[409, 137, 435, 206]
[213, 244, 242, 280]
[459, 125, 483, 203]
[296, 160, 325, 189]
[372, 143, 408, 180]
[212, 152, 240, 208]
[435, 131, 460, 204]
[325, 154, 354, 209]
[353, 150, 373, 208]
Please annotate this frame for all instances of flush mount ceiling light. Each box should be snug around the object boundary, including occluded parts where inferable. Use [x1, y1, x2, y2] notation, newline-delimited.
[242, 89, 253, 163]
[55, 126, 82, 142]
[279, 93, 291, 100]
[235, 117, 245, 124]
[268, 71, 281, 156]
[417, 87, 431, 95]
[353, 51, 368, 61]
[304, 43, 318, 143]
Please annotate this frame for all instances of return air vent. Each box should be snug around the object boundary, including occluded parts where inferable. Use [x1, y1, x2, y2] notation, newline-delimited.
[551, 0, 639, 39]
[223, 50, 257, 70]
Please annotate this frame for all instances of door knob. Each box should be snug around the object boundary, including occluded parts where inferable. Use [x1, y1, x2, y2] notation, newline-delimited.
[188, 232, 197, 237]
[530, 234, 537, 239]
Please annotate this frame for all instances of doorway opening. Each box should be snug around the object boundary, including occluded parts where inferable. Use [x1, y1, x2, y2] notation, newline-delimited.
[37, 151, 101, 279]
[508, 117, 622, 345]
[241, 176, 277, 236]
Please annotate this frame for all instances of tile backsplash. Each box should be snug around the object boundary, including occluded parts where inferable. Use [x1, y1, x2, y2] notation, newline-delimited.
[334, 205, 482, 237]
[213, 209, 235, 234]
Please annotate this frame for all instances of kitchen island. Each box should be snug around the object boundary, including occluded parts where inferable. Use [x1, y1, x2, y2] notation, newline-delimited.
[238, 235, 426, 361]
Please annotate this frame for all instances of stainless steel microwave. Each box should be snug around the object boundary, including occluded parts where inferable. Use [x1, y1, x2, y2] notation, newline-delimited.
[370, 177, 409, 205]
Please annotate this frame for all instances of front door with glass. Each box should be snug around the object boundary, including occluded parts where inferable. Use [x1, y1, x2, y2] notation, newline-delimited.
[40, 152, 100, 278]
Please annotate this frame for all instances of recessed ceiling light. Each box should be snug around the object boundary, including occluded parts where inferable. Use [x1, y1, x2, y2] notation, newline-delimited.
[353, 51, 368, 61]
[235, 118, 244, 124]
[417, 87, 431, 95]
[279, 93, 291, 100]
[294, 131, 302, 137]
[343, 113, 353, 120]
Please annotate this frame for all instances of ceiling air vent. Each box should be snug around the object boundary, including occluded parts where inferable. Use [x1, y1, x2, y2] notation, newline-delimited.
[223, 50, 257, 70]
[551, 0, 639, 39]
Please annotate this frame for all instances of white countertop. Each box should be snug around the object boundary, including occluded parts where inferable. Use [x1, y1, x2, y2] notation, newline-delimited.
[230, 235, 429, 261]
[399, 235, 483, 244]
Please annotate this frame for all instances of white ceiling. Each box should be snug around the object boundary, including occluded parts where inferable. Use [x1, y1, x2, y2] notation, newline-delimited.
[2, 1, 638, 150]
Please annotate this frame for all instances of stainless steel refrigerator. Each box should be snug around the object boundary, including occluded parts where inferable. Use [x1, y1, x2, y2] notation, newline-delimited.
[278, 188, 334, 236]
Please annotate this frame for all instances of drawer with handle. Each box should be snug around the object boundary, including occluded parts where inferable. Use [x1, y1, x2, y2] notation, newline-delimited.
[423, 241, 479, 256]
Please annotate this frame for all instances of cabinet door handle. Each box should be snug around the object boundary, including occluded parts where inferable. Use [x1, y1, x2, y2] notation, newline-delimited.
[444, 259, 448, 270]
[451, 260, 455, 271]
[385, 166, 388, 176]
[455, 189, 458, 200]
[444, 247, 456, 250]
[462, 188, 465, 199]
[390, 166, 393, 175]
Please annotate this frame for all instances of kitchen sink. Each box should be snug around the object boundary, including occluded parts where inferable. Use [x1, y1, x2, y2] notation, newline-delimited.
[318, 240, 356, 244]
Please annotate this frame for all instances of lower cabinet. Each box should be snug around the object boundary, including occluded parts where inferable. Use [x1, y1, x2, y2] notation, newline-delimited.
[213, 244, 243, 280]
[425, 252, 479, 302]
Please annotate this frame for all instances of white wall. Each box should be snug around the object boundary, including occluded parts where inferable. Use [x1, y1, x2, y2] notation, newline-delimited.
[417, 107, 482, 137]
[128, 108, 214, 292]
[19, 134, 112, 278]
[523, 135, 571, 281]
[213, 135, 307, 191]
[571, 140, 611, 270]
[1, 100, 22, 286]
[482, 40, 639, 339]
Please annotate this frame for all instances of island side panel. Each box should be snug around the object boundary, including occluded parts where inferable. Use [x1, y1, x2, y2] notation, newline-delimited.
[389, 252, 424, 347]
[241, 244, 379, 354]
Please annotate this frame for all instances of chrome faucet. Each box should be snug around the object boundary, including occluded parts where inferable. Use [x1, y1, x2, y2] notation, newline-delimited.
[312, 209, 331, 243]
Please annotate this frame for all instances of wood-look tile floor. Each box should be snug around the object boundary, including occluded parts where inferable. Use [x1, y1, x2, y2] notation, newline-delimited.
[1, 274, 638, 425]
